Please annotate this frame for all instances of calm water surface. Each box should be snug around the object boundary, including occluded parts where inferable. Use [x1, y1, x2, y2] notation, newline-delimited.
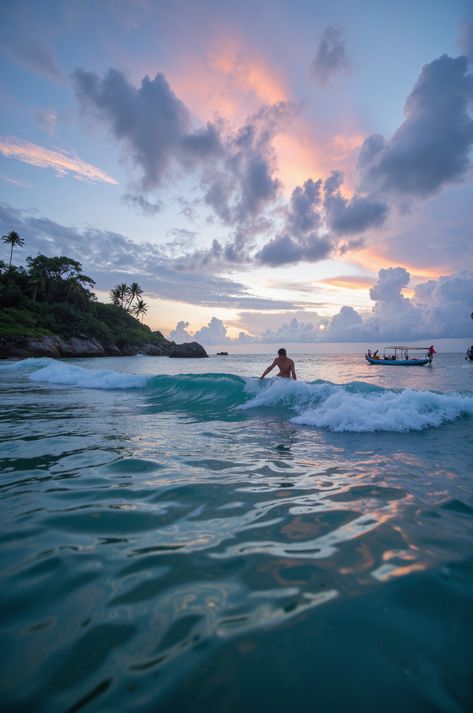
[1, 353, 472, 712]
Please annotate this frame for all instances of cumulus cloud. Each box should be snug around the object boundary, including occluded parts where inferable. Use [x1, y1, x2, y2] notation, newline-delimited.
[169, 317, 256, 345]
[73, 69, 197, 190]
[261, 317, 324, 342]
[324, 306, 363, 341]
[172, 268, 473, 344]
[412, 272, 473, 337]
[257, 173, 387, 266]
[358, 54, 473, 198]
[258, 233, 333, 267]
[73, 67, 291, 230]
[326, 267, 473, 341]
[323, 170, 388, 234]
[169, 321, 191, 342]
[311, 26, 350, 85]
[257, 177, 329, 265]
[202, 103, 291, 225]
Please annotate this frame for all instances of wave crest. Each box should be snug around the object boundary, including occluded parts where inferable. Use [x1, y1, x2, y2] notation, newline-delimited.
[6, 358, 473, 432]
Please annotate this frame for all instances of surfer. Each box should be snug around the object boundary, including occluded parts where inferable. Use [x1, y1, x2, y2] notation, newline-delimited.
[260, 348, 297, 380]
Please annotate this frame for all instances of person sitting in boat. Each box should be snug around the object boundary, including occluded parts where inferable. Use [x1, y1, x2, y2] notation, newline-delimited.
[373, 349, 379, 359]
[367, 349, 372, 358]
[427, 345, 436, 358]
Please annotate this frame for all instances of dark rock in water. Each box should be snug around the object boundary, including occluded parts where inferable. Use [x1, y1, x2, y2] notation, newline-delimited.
[169, 341, 208, 358]
[217, 351, 229, 355]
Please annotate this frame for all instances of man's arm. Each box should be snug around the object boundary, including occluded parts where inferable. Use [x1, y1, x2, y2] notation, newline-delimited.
[260, 359, 277, 379]
[290, 360, 297, 380]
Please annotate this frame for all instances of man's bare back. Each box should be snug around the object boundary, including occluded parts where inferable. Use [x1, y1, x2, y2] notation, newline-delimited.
[260, 349, 297, 380]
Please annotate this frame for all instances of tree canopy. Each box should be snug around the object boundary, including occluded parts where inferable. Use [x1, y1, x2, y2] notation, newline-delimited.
[0, 244, 162, 347]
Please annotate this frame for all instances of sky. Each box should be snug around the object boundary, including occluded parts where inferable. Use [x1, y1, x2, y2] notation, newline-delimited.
[1, 0, 473, 346]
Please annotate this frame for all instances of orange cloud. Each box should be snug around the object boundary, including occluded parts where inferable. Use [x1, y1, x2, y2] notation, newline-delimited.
[331, 133, 364, 160]
[0, 137, 118, 184]
[143, 29, 366, 197]
[320, 275, 375, 290]
[274, 132, 325, 194]
[351, 246, 446, 281]
[167, 31, 288, 126]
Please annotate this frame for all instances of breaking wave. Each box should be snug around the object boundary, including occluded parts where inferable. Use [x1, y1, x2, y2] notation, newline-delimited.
[4, 357, 473, 432]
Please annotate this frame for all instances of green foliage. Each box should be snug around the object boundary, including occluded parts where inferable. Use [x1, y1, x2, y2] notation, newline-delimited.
[110, 281, 148, 319]
[0, 307, 52, 337]
[0, 247, 163, 348]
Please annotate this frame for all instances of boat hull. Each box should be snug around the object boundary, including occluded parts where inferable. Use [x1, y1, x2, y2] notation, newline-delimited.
[365, 356, 431, 366]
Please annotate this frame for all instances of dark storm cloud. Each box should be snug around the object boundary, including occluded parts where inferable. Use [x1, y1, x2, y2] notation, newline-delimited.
[0, 201, 293, 311]
[358, 55, 473, 197]
[311, 26, 350, 85]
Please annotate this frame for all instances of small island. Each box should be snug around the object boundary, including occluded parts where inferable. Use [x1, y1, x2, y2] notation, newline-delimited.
[0, 234, 207, 359]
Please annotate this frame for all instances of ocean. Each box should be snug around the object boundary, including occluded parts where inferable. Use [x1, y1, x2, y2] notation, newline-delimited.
[1, 352, 472, 712]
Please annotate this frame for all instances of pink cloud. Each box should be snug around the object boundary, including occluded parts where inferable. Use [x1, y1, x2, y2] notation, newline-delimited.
[0, 137, 118, 184]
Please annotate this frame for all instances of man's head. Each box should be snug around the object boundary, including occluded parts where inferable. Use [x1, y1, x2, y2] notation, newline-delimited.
[277, 348, 286, 357]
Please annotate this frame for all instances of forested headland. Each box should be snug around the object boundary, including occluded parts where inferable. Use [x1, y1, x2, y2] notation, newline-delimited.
[0, 232, 207, 358]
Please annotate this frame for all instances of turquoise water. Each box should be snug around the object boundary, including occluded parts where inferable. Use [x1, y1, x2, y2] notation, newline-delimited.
[1, 353, 473, 712]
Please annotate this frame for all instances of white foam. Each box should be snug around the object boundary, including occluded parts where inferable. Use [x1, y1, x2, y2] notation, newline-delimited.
[238, 377, 334, 410]
[292, 387, 473, 432]
[28, 361, 149, 390]
[239, 378, 473, 432]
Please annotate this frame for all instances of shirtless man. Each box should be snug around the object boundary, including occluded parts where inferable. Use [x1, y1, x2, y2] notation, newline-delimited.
[260, 348, 297, 380]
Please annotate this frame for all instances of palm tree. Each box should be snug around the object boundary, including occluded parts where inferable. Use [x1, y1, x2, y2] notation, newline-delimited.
[110, 283, 130, 309]
[125, 281, 143, 310]
[2, 231, 24, 268]
[132, 298, 148, 322]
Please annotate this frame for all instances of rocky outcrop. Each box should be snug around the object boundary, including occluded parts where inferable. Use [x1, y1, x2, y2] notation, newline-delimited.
[169, 341, 208, 358]
[0, 334, 208, 359]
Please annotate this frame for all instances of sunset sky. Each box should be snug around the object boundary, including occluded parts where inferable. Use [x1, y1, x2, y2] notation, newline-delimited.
[1, 0, 472, 345]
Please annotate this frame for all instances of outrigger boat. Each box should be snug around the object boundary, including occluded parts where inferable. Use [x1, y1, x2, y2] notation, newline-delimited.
[365, 346, 433, 366]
